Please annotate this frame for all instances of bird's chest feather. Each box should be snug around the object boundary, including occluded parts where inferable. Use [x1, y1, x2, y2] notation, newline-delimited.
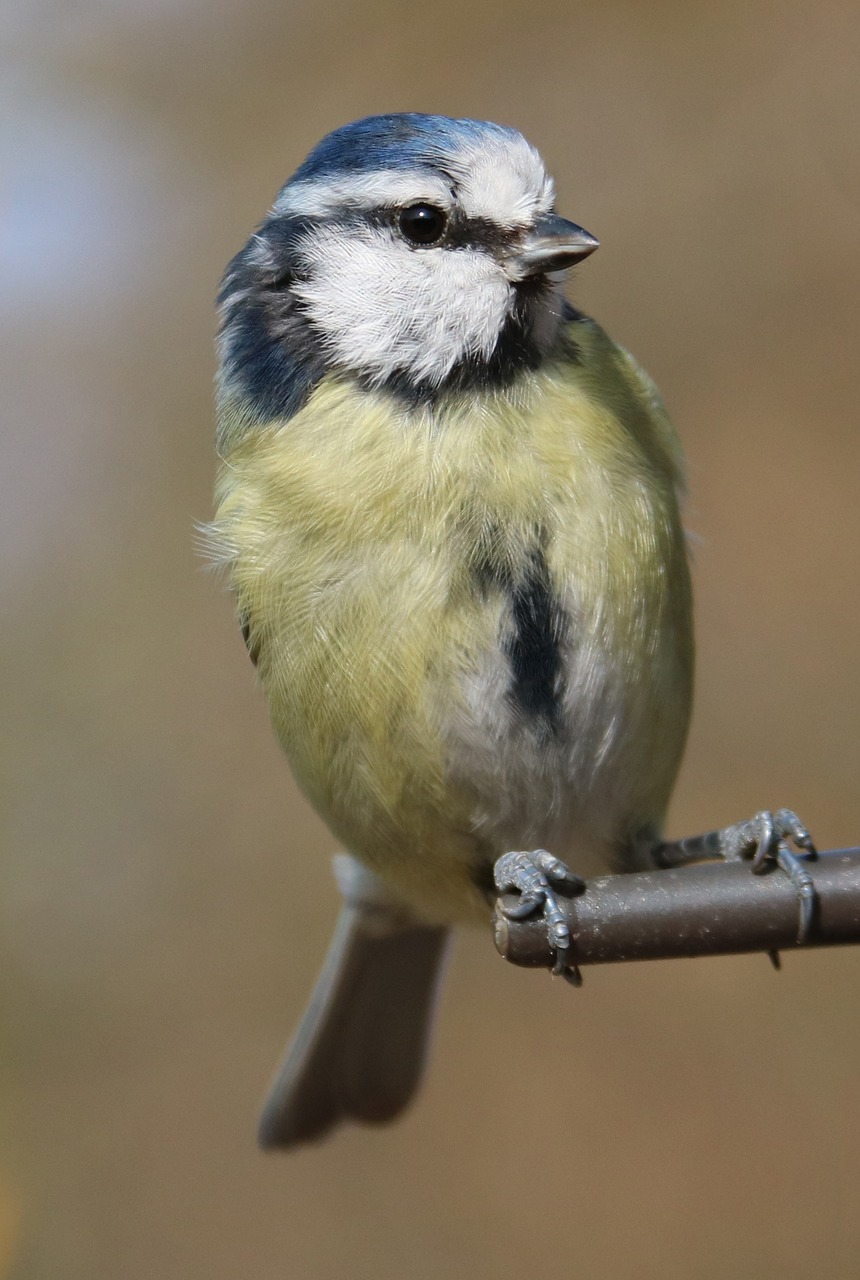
[213, 366, 692, 882]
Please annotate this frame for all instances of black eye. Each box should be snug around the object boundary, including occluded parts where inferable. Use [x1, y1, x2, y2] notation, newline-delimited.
[398, 203, 448, 246]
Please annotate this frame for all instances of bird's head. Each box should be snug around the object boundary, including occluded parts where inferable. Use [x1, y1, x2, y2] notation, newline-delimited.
[218, 114, 598, 422]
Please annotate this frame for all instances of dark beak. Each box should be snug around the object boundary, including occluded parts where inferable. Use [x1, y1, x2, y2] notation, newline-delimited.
[511, 214, 599, 279]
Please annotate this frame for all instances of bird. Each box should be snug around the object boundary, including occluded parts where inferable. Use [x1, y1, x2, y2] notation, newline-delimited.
[209, 113, 816, 1150]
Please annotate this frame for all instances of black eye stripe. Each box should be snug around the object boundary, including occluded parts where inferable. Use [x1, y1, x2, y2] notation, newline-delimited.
[319, 204, 518, 249]
[450, 216, 519, 254]
[374, 208, 521, 254]
[252, 207, 525, 267]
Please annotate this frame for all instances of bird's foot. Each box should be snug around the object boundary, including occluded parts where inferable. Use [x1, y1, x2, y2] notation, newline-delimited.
[494, 849, 585, 984]
[724, 809, 818, 945]
[653, 808, 817, 950]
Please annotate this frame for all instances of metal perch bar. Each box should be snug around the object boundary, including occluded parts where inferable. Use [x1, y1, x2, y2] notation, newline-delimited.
[493, 847, 860, 970]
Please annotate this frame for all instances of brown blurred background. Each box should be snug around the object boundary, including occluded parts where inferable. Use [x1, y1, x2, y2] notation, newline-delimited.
[2, 0, 859, 1276]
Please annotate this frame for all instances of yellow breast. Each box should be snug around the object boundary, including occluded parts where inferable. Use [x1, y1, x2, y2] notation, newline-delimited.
[211, 319, 693, 922]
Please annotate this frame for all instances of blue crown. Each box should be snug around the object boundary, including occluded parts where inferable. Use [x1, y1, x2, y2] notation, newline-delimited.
[289, 113, 522, 183]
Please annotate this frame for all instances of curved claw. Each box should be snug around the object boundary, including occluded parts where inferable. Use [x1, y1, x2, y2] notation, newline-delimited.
[774, 841, 818, 943]
[494, 848, 584, 980]
[502, 891, 546, 921]
[746, 810, 818, 944]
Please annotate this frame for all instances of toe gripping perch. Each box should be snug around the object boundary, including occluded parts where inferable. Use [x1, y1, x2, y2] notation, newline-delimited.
[650, 808, 818, 945]
[493, 812, 821, 981]
[494, 850, 586, 985]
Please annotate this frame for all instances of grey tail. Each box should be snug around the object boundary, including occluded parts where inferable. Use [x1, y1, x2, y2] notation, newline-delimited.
[258, 864, 449, 1151]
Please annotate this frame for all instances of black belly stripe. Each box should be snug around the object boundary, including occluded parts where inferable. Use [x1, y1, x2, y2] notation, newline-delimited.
[504, 547, 566, 729]
[472, 537, 567, 733]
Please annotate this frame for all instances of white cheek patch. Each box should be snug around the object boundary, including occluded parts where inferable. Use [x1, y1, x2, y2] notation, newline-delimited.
[274, 170, 454, 220]
[292, 224, 515, 387]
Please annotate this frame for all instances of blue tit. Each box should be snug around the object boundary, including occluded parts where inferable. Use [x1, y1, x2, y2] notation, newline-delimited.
[209, 113, 814, 1150]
